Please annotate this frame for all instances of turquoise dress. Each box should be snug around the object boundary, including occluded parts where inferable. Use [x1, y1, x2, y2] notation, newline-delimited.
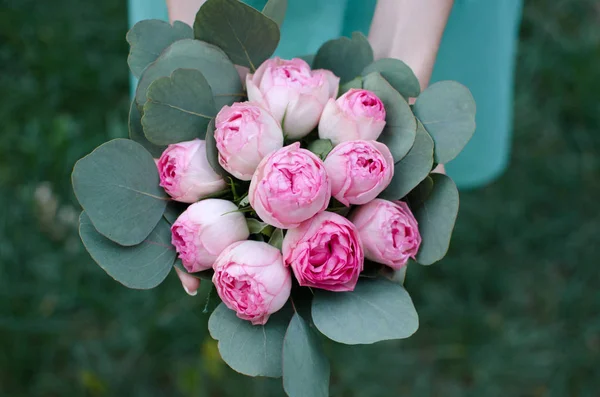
[128, 0, 523, 189]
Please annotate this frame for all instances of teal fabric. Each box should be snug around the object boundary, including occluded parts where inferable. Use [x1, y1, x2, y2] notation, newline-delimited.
[128, 0, 522, 189]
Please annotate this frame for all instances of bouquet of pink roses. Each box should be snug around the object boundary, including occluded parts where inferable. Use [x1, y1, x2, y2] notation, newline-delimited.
[72, 0, 475, 395]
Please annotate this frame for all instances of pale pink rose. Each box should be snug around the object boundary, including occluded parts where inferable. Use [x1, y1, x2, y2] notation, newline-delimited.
[324, 140, 394, 206]
[282, 211, 364, 292]
[318, 89, 386, 145]
[349, 199, 421, 270]
[213, 240, 292, 325]
[214, 102, 283, 180]
[171, 199, 249, 272]
[157, 139, 226, 203]
[246, 57, 339, 139]
[249, 142, 331, 229]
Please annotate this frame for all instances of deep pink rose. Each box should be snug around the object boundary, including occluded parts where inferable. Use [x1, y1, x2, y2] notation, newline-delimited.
[249, 142, 331, 229]
[214, 102, 283, 180]
[324, 140, 394, 206]
[157, 139, 226, 203]
[246, 57, 339, 139]
[213, 240, 292, 325]
[171, 199, 249, 272]
[282, 211, 364, 292]
[349, 199, 421, 270]
[318, 89, 386, 145]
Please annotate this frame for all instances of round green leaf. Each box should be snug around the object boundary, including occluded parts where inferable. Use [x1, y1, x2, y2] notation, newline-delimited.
[363, 72, 417, 162]
[142, 69, 216, 145]
[262, 0, 287, 28]
[128, 100, 166, 158]
[405, 176, 434, 210]
[163, 201, 187, 224]
[126, 20, 193, 78]
[313, 32, 374, 83]
[379, 120, 434, 200]
[307, 139, 333, 160]
[208, 303, 292, 377]
[413, 81, 476, 164]
[194, 0, 280, 71]
[283, 313, 330, 397]
[72, 139, 168, 246]
[339, 75, 363, 96]
[362, 58, 420, 99]
[205, 119, 230, 178]
[312, 278, 419, 345]
[79, 212, 175, 289]
[246, 218, 274, 237]
[268, 228, 284, 251]
[298, 54, 315, 67]
[135, 39, 243, 110]
[413, 173, 459, 265]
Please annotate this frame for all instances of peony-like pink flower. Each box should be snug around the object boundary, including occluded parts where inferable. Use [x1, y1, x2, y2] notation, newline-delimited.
[157, 139, 226, 203]
[349, 199, 421, 270]
[213, 240, 291, 325]
[318, 89, 386, 145]
[324, 140, 394, 206]
[246, 57, 339, 139]
[171, 199, 249, 272]
[282, 211, 364, 292]
[214, 102, 284, 181]
[249, 142, 331, 229]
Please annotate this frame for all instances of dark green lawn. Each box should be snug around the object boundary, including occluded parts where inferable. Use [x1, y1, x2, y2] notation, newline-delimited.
[1, 0, 599, 396]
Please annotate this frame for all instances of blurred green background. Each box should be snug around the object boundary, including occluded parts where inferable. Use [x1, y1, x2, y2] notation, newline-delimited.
[1, 0, 599, 396]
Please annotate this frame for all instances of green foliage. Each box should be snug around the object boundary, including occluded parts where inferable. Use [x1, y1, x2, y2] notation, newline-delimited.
[268, 228, 284, 251]
[262, 0, 287, 27]
[413, 81, 476, 164]
[163, 201, 187, 224]
[313, 32, 374, 83]
[282, 313, 330, 397]
[312, 278, 419, 344]
[71, 139, 168, 246]
[362, 58, 420, 99]
[135, 39, 242, 110]
[338, 76, 363, 96]
[363, 72, 416, 162]
[307, 138, 333, 160]
[142, 69, 216, 145]
[246, 218, 274, 236]
[79, 212, 175, 289]
[128, 100, 166, 157]
[126, 20, 193, 78]
[205, 119, 230, 177]
[194, 0, 280, 71]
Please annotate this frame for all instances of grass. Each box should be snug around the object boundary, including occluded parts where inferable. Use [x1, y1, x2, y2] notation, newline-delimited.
[1, 0, 599, 395]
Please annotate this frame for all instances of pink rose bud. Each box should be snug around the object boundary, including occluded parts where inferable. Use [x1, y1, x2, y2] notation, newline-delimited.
[318, 89, 386, 145]
[249, 142, 331, 229]
[350, 199, 421, 270]
[324, 140, 394, 206]
[282, 211, 364, 292]
[214, 102, 284, 181]
[171, 199, 249, 272]
[246, 57, 339, 139]
[157, 139, 226, 203]
[213, 240, 292, 325]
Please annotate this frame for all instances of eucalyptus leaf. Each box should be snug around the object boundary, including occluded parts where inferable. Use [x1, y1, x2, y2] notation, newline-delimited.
[142, 69, 216, 145]
[363, 72, 416, 162]
[205, 119, 230, 178]
[128, 100, 166, 158]
[362, 58, 420, 99]
[72, 139, 168, 246]
[298, 54, 315, 67]
[283, 313, 330, 397]
[307, 139, 333, 160]
[379, 120, 434, 200]
[246, 218, 274, 237]
[126, 20, 193, 78]
[262, 0, 287, 28]
[79, 212, 175, 289]
[413, 173, 459, 266]
[413, 81, 476, 164]
[405, 176, 434, 209]
[163, 201, 187, 224]
[339, 76, 363, 96]
[313, 32, 374, 83]
[312, 278, 418, 345]
[194, 0, 280, 71]
[208, 303, 292, 377]
[135, 39, 242, 110]
[268, 228, 284, 251]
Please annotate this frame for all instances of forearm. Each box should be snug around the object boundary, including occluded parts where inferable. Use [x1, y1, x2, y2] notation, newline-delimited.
[166, 0, 206, 26]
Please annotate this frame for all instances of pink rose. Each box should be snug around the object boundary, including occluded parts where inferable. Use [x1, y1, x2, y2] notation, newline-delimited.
[214, 102, 284, 181]
[318, 89, 386, 145]
[324, 140, 394, 206]
[171, 199, 249, 272]
[157, 139, 226, 203]
[349, 199, 421, 270]
[282, 211, 364, 292]
[213, 240, 292, 325]
[249, 142, 331, 229]
[246, 57, 339, 139]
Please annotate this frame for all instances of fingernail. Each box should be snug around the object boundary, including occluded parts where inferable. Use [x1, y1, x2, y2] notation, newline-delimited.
[183, 285, 197, 296]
